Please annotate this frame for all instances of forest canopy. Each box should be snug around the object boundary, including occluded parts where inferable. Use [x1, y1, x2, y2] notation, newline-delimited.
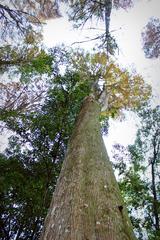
[0, 0, 159, 239]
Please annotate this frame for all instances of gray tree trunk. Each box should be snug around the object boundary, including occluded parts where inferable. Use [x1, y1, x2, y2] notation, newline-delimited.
[40, 96, 136, 240]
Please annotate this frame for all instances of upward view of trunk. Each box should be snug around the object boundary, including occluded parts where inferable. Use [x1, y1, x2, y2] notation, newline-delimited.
[40, 96, 136, 240]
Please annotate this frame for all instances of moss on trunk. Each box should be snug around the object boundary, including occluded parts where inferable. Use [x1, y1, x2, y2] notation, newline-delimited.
[40, 96, 136, 240]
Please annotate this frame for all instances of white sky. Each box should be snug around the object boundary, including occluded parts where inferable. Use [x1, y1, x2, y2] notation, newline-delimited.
[43, 0, 160, 156]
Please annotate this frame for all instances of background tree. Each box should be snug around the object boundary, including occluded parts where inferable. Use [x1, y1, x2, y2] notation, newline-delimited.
[0, 0, 60, 41]
[142, 17, 160, 58]
[113, 105, 160, 239]
[65, 0, 134, 53]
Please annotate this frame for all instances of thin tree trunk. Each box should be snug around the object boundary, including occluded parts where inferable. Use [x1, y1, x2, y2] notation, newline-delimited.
[40, 96, 136, 240]
[104, 0, 112, 37]
[151, 141, 159, 231]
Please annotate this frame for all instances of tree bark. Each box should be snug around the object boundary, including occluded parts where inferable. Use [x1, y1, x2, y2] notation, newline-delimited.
[40, 96, 136, 240]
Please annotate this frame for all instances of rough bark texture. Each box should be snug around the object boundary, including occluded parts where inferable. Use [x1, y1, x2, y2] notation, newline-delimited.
[40, 96, 136, 240]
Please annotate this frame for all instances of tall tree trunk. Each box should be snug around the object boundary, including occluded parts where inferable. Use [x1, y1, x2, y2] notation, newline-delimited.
[40, 96, 136, 240]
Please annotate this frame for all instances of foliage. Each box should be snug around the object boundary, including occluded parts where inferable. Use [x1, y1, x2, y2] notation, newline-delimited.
[113, 0, 134, 9]
[0, 0, 59, 42]
[0, 149, 57, 240]
[19, 49, 54, 82]
[0, 80, 48, 113]
[142, 17, 160, 58]
[0, 42, 53, 72]
[70, 50, 151, 116]
[112, 105, 160, 239]
[0, 46, 55, 113]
